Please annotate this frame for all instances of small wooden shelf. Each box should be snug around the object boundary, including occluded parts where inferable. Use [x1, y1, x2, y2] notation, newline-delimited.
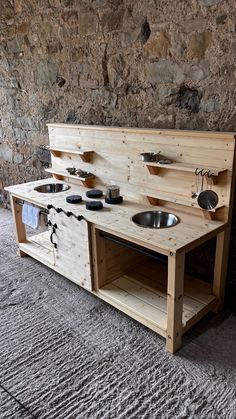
[145, 161, 227, 177]
[98, 262, 216, 337]
[146, 194, 225, 214]
[45, 167, 95, 187]
[50, 146, 93, 162]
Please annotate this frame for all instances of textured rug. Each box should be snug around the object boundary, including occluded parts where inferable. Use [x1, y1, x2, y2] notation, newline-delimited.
[0, 207, 236, 419]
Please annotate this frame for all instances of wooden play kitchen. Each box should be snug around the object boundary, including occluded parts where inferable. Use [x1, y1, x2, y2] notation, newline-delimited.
[5, 124, 236, 353]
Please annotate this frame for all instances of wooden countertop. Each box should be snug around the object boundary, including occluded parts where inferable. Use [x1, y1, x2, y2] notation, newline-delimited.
[5, 178, 226, 255]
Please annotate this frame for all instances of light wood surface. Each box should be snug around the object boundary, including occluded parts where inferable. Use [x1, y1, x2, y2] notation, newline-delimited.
[5, 124, 236, 353]
[46, 123, 235, 223]
[166, 251, 185, 353]
[49, 208, 92, 291]
[9, 195, 26, 257]
[49, 146, 93, 162]
[5, 178, 226, 255]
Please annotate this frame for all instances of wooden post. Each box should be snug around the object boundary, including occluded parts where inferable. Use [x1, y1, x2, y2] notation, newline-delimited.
[213, 230, 229, 312]
[91, 227, 107, 291]
[166, 250, 185, 353]
[9, 195, 27, 257]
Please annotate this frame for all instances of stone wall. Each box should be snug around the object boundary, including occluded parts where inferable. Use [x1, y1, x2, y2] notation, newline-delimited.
[1, 0, 236, 297]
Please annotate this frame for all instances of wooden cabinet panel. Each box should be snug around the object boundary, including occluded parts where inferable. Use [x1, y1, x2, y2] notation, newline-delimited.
[50, 210, 92, 291]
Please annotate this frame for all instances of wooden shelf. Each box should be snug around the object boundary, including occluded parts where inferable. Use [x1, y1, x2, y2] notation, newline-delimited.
[97, 261, 216, 336]
[49, 146, 93, 162]
[146, 194, 225, 214]
[45, 167, 95, 187]
[19, 232, 54, 267]
[145, 161, 227, 177]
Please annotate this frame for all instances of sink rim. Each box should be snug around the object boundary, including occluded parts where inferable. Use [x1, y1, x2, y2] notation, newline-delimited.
[34, 183, 71, 193]
[131, 210, 179, 229]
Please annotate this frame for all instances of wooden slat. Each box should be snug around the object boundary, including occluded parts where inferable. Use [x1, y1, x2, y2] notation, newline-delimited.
[9, 195, 27, 257]
[98, 282, 167, 332]
[166, 251, 185, 353]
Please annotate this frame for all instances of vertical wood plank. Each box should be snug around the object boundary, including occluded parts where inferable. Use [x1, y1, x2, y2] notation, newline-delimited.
[166, 250, 185, 353]
[10, 195, 27, 257]
[213, 230, 228, 312]
[91, 227, 107, 291]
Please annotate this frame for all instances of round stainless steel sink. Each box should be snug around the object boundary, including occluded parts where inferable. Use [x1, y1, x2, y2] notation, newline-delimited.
[132, 210, 179, 229]
[34, 183, 71, 193]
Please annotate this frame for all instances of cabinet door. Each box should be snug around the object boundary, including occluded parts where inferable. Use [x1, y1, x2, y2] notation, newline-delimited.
[50, 210, 92, 291]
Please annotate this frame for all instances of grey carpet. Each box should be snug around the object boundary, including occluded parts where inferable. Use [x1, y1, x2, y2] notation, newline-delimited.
[0, 208, 236, 419]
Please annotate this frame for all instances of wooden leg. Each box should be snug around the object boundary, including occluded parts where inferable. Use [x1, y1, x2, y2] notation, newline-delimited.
[91, 227, 107, 291]
[10, 195, 27, 257]
[166, 250, 185, 353]
[213, 230, 229, 312]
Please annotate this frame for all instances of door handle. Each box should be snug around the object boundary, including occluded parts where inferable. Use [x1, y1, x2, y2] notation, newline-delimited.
[50, 227, 57, 249]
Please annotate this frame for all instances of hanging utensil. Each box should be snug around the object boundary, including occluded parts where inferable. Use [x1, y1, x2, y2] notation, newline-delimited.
[192, 168, 202, 198]
[197, 170, 219, 210]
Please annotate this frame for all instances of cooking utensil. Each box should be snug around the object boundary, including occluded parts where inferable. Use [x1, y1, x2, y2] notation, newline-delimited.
[197, 170, 219, 210]
[76, 169, 93, 178]
[197, 190, 219, 210]
[66, 167, 77, 175]
[106, 185, 120, 199]
[140, 152, 156, 162]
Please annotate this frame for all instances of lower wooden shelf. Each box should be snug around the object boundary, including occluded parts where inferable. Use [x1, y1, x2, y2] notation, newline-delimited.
[19, 231, 54, 267]
[97, 261, 216, 337]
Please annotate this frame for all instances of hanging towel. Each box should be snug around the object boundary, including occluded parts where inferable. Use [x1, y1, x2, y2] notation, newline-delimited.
[22, 203, 40, 229]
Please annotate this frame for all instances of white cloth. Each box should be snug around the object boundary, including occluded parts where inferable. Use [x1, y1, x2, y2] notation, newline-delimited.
[22, 203, 40, 229]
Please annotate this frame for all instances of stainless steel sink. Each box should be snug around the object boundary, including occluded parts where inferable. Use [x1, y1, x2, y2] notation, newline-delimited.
[34, 183, 71, 193]
[132, 210, 179, 228]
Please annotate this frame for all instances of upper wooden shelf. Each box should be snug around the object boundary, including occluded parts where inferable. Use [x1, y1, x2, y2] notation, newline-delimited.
[49, 146, 93, 162]
[45, 167, 94, 187]
[145, 161, 227, 177]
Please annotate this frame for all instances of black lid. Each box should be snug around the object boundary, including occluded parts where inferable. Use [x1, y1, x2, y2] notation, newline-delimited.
[66, 195, 82, 204]
[86, 189, 103, 198]
[86, 201, 103, 211]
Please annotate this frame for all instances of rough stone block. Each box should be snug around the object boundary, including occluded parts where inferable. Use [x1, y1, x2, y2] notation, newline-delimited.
[15, 117, 39, 131]
[91, 89, 117, 109]
[7, 38, 22, 54]
[188, 32, 212, 59]
[146, 60, 209, 85]
[200, 0, 223, 5]
[13, 153, 23, 164]
[0, 144, 12, 163]
[101, 9, 124, 32]
[36, 60, 58, 86]
[144, 32, 171, 59]
[107, 54, 125, 89]
[78, 11, 98, 35]
[200, 97, 220, 112]
[158, 86, 179, 105]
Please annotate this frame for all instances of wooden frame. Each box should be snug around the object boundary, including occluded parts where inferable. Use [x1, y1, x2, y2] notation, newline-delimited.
[5, 124, 236, 353]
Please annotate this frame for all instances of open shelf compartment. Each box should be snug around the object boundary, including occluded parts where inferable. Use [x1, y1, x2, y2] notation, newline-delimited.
[19, 231, 54, 267]
[94, 229, 217, 338]
[98, 260, 216, 336]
